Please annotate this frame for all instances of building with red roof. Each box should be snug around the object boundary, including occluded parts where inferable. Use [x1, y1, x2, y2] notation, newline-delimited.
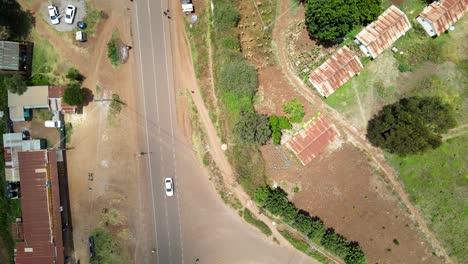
[355, 5, 411, 59]
[285, 115, 339, 166]
[416, 0, 467, 37]
[308, 46, 363, 97]
[14, 150, 64, 264]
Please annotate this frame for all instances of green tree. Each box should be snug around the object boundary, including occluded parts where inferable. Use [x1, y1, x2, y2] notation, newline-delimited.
[62, 83, 85, 106]
[283, 99, 305, 123]
[3, 74, 27, 95]
[254, 186, 272, 206]
[234, 110, 271, 145]
[219, 60, 258, 97]
[0, 25, 10, 40]
[367, 97, 457, 156]
[269, 116, 292, 145]
[304, 0, 381, 42]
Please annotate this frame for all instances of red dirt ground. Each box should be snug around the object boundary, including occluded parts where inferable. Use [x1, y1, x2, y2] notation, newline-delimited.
[263, 143, 441, 264]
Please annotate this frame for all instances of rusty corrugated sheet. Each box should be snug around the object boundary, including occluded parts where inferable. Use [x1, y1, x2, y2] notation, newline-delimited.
[419, 0, 467, 36]
[15, 150, 64, 264]
[308, 46, 363, 97]
[285, 116, 339, 166]
[356, 5, 411, 58]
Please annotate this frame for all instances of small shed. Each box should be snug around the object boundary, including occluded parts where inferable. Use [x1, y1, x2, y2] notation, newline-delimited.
[416, 0, 467, 37]
[285, 116, 339, 166]
[355, 5, 412, 59]
[308, 46, 363, 97]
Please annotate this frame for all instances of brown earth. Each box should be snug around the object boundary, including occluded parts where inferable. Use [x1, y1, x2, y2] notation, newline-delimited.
[263, 144, 441, 264]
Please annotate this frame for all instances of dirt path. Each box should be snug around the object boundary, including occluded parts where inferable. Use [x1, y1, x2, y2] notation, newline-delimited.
[443, 123, 468, 140]
[272, 0, 453, 263]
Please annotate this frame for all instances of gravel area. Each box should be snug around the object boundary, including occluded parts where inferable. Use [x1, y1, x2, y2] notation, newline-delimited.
[41, 0, 87, 32]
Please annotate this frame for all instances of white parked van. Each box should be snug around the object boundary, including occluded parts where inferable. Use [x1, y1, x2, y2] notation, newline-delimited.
[45, 120, 61, 128]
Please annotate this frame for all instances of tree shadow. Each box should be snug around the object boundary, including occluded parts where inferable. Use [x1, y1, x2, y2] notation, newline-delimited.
[81, 88, 94, 106]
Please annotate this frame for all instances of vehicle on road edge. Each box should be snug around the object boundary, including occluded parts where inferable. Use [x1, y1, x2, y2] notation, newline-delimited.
[165, 178, 174, 197]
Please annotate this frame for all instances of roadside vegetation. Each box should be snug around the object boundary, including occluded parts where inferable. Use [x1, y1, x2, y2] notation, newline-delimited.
[82, 0, 104, 36]
[107, 30, 121, 67]
[255, 186, 365, 263]
[90, 228, 128, 264]
[107, 94, 123, 127]
[243, 208, 272, 236]
[278, 230, 331, 264]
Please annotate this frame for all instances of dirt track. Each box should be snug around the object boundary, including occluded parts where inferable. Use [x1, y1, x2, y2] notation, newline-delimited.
[272, 0, 453, 263]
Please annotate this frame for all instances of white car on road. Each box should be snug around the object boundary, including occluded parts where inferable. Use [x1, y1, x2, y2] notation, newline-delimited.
[65, 5, 76, 24]
[165, 178, 174, 197]
[48, 6, 60, 25]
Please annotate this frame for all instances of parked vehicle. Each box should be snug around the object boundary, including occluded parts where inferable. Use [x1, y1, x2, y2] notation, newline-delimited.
[48, 5, 60, 25]
[45, 120, 61, 128]
[7, 191, 18, 199]
[65, 5, 76, 24]
[181, 0, 194, 15]
[89, 236, 95, 257]
[165, 178, 174, 197]
[5, 182, 18, 191]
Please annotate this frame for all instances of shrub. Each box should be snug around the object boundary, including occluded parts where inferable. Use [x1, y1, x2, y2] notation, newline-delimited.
[283, 98, 305, 123]
[107, 30, 120, 66]
[220, 35, 241, 51]
[66, 68, 85, 82]
[269, 116, 292, 145]
[398, 63, 411, 72]
[213, 1, 240, 31]
[233, 110, 271, 145]
[219, 60, 258, 97]
[367, 96, 457, 155]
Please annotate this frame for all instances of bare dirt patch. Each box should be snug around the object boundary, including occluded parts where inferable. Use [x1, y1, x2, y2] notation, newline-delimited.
[264, 144, 441, 264]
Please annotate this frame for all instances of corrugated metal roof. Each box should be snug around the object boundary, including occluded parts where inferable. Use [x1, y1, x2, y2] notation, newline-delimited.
[355, 5, 411, 58]
[3, 133, 42, 182]
[285, 116, 339, 166]
[0, 41, 20, 71]
[308, 46, 363, 97]
[419, 0, 467, 36]
[15, 151, 64, 264]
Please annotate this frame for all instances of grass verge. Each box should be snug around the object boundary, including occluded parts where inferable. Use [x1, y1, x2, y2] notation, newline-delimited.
[279, 230, 332, 264]
[82, 0, 103, 36]
[30, 29, 61, 85]
[243, 208, 272, 236]
[90, 228, 129, 264]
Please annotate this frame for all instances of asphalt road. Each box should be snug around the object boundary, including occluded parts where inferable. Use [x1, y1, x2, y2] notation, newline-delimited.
[133, 0, 183, 263]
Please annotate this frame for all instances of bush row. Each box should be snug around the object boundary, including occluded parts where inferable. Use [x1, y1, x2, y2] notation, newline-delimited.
[255, 186, 366, 264]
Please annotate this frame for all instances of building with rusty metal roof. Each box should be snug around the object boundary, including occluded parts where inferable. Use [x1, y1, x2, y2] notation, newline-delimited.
[355, 5, 412, 59]
[416, 0, 467, 37]
[308, 46, 363, 97]
[285, 115, 340, 166]
[14, 150, 64, 264]
[0, 41, 32, 74]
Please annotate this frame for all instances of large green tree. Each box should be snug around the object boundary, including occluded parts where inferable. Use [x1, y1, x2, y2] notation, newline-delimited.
[234, 110, 271, 145]
[304, 0, 381, 42]
[367, 97, 457, 156]
[62, 83, 85, 106]
[3, 74, 27, 95]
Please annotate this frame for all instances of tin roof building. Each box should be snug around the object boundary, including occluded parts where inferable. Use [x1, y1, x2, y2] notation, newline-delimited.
[416, 0, 467, 37]
[285, 115, 339, 166]
[14, 150, 64, 264]
[3, 133, 44, 182]
[355, 5, 412, 59]
[308, 46, 363, 97]
[0, 41, 32, 74]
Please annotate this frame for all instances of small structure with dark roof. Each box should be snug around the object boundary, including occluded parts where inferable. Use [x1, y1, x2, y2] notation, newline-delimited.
[14, 150, 64, 264]
[355, 5, 412, 59]
[285, 115, 340, 166]
[309, 46, 363, 97]
[416, 0, 467, 37]
[0, 41, 32, 74]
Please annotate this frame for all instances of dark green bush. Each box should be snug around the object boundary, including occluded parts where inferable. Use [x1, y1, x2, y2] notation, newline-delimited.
[219, 60, 258, 97]
[220, 35, 241, 51]
[213, 1, 240, 31]
[269, 116, 292, 145]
